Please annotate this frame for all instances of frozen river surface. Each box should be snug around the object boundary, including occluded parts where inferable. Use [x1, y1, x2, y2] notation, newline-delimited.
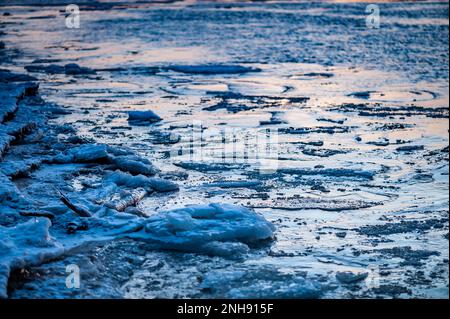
[0, 1, 448, 298]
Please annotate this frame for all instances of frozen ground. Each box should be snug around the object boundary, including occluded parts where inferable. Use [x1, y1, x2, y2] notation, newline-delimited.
[0, 1, 448, 298]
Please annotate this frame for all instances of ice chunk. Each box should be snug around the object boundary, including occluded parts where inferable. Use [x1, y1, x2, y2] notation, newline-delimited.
[335, 271, 369, 284]
[0, 158, 41, 178]
[106, 171, 178, 192]
[113, 155, 157, 176]
[227, 278, 322, 299]
[52, 152, 74, 164]
[128, 203, 275, 257]
[275, 167, 376, 180]
[205, 180, 262, 189]
[164, 64, 261, 75]
[396, 145, 424, 152]
[201, 241, 250, 256]
[127, 111, 161, 124]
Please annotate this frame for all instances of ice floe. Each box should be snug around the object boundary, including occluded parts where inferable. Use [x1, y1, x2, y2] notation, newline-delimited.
[127, 110, 162, 125]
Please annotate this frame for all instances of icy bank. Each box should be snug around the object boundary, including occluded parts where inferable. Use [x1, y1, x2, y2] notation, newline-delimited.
[0, 218, 63, 299]
[0, 203, 274, 297]
[129, 203, 275, 257]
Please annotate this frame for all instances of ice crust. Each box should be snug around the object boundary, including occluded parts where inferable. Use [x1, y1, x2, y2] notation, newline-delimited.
[128, 203, 275, 256]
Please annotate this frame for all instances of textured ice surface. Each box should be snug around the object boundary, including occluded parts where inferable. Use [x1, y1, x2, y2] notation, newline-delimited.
[106, 171, 179, 192]
[129, 203, 275, 257]
[200, 267, 323, 298]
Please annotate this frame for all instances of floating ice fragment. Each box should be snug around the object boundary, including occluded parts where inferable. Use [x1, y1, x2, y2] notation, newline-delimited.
[205, 180, 262, 189]
[300, 72, 334, 78]
[146, 177, 180, 192]
[348, 91, 374, 99]
[0, 173, 20, 203]
[275, 167, 376, 180]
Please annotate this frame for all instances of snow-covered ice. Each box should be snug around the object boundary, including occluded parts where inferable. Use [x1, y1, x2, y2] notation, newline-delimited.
[128, 203, 275, 257]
